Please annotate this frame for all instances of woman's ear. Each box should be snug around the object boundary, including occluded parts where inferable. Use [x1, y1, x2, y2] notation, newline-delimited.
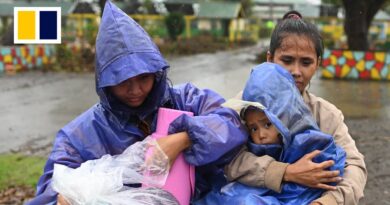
[266, 51, 273, 62]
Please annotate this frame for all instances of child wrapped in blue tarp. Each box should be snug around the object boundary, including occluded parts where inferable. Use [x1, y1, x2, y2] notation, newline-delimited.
[194, 62, 346, 205]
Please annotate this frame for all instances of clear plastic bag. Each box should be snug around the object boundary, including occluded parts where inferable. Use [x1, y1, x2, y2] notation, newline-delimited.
[51, 137, 179, 205]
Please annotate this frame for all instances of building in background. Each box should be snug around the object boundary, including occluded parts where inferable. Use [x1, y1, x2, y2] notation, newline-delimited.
[252, 0, 320, 19]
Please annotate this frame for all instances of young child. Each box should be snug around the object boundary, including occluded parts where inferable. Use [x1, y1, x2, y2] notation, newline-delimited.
[240, 102, 283, 158]
[194, 62, 346, 205]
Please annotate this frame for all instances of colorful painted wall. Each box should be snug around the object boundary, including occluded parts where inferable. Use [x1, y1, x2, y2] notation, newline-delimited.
[322, 49, 390, 80]
[0, 45, 55, 74]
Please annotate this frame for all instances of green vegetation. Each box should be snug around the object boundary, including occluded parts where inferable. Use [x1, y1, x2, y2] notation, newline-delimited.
[53, 44, 95, 72]
[165, 13, 185, 41]
[0, 154, 45, 190]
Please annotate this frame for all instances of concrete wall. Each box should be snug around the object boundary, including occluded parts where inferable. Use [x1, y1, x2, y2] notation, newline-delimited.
[0, 45, 55, 74]
[322, 49, 390, 80]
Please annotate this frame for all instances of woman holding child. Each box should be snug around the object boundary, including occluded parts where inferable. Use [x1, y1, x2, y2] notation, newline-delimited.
[223, 11, 367, 205]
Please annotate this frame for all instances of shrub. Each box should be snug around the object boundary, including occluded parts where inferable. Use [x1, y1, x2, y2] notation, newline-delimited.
[164, 13, 185, 41]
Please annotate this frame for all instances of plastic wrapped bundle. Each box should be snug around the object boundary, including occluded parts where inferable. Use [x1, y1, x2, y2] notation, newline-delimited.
[51, 137, 179, 205]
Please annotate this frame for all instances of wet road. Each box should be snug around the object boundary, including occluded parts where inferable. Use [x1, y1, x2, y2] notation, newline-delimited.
[0, 45, 260, 154]
[0, 44, 389, 154]
[170, 45, 390, 121]
[0, 44, 389, 204]
[309, 78, 390, 120]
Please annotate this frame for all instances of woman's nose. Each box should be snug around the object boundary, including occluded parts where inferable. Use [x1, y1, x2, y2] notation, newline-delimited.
[290, 64, 302, 77]
[126, 80, 141, 94]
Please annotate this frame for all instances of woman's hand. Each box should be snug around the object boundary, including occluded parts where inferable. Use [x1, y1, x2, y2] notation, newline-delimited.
[56, 194, 70, 205]
[156, 132, 191, 166]
[283, 150, 342, 190]
[309, 202, 322, 205]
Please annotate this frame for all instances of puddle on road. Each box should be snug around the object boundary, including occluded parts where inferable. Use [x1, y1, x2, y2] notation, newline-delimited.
[310, 77, 390, 120]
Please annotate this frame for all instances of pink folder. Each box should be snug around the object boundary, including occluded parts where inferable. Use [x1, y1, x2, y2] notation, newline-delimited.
[145, 108, 195, 205]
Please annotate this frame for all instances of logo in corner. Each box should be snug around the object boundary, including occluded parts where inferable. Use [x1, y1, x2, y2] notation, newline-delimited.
[14, 7, 61, 44]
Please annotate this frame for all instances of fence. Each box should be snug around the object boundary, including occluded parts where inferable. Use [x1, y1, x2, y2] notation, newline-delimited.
[63, 14, 259, 43]
[5, 15, 390, 76]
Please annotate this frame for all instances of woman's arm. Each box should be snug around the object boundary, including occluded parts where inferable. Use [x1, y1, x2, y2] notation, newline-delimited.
[28, 131, 84, 205]
[57, 194, 70, 205]
[283, 150, 341, 190]
[226, 147, 340, 193]
[304, 92, 367, 205]
[312, 112, 367, 205]
[168, 83, 247, 166]
[224, 146, 288, 192]
[156, 132, 191, 166]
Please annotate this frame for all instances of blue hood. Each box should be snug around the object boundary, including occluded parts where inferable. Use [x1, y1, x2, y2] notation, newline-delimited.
[242, 62, 319, 148]
[95, 0, 170, 118]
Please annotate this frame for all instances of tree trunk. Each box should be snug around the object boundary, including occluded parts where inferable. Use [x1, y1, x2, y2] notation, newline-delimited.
[222, 19, 230, 37]
[1, 22, 14, 46]
[342, 0, 386, 51]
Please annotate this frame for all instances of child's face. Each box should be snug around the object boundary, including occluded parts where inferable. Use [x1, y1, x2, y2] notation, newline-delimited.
[109, 73, 155, 107]
[245, 110, 281, 145]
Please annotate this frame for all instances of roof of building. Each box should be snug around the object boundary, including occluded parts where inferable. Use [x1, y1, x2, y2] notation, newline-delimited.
[197, 2, 243, 19]
[293, 4, 319, 18]
[252, 0, 320, 19]
[70, 2, 97, 14]
[375, 10, 390, 20]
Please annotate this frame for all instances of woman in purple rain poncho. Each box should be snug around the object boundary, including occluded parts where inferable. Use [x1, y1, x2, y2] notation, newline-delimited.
[27, 1, 246, 204]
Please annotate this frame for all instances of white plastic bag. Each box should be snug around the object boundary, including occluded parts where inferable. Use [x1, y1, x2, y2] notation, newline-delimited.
[51, 137, 178, 205]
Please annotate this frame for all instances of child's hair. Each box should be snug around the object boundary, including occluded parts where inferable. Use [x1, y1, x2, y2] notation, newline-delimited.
[239, 105, 262, 121]
[269, 10, 324, 60]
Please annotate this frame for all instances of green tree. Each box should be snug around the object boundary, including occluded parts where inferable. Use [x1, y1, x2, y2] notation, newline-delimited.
[240, 0, 253, 17]
[324, 0, 388, 50]
[165, 13, 185, 41]
[143, 0, 158, 14]
[342, 0, 387, 50]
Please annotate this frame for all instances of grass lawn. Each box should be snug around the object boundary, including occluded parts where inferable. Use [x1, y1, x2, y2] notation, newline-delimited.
[0, 154, 46, 191]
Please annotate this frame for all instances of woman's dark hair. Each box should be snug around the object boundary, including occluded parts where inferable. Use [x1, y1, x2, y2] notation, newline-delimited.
[269, 10, 323, 60]
[282, 10, 302, 20]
